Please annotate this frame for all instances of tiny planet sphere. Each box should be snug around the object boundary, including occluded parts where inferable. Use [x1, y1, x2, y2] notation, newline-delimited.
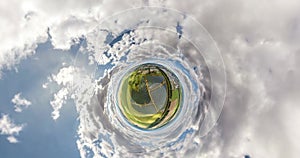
[117, 63, 182, 130]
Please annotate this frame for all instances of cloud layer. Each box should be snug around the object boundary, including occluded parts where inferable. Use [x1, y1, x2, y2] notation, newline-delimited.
[1, 0, 300, 157]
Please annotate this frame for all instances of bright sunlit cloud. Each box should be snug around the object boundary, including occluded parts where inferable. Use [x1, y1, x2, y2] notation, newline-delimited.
[0, 114, 25, 143]
[11, 93, 32, 112]
[0, 0, 299, 157]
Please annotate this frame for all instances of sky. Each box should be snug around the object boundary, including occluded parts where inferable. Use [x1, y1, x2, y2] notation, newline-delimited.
[0, 0, 300, 158]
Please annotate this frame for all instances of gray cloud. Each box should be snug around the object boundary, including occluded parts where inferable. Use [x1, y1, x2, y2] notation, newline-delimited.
[1, 0, 299, 157]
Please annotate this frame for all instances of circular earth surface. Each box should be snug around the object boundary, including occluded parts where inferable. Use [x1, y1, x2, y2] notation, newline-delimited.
[118, 63, 182, 130]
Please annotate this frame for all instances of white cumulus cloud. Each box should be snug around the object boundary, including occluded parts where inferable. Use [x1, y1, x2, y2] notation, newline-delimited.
[7, 136, 19, 143]
[50, 66, 78, 120]
[50, 66, 93, 121]
[11, 93, 32, 112]
[0, 114, 25, 143]
[1, 0, 300, 157]
[0, 0, 142, 78]
[50, 88, 69, 120]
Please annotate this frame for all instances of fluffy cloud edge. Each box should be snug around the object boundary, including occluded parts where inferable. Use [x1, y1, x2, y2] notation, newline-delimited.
[0, 114, 25, 143]
[11, 93, 32, 112]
